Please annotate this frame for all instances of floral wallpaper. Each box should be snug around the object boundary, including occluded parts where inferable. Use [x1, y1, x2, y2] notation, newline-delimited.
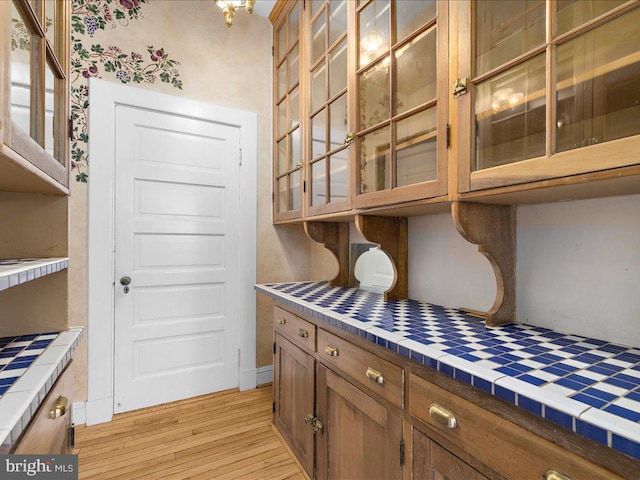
[71, 0, 183, 182]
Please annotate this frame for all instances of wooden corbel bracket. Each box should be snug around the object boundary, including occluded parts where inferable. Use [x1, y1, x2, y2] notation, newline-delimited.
[303, 221, 349, 287]
[354, 215, 408, 301]
[452, 201, 516, 327]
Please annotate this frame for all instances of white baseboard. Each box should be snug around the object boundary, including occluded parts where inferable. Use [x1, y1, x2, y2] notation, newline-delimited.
[257, 365, 273, 386]
[239, 368, 257, 391]
[72, 402, 86, 425]
[85, 397, 113, 426]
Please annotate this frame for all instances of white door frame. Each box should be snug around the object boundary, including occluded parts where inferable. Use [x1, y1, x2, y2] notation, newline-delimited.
[86, 78, 257, 425]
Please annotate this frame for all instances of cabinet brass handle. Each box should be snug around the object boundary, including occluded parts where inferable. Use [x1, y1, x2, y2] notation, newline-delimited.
[428, 403, 457, 429]
[49, 396, 68, 419]
[276, 318, 286, 325]
[365, 367, 384, 384]
[298, 329, 309, 338]
[304, 413, 315, 424]
[545, 471, 572, 480]
[324, 345, 339, 356]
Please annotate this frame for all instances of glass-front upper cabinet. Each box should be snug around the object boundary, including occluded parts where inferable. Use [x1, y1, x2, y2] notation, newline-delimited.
[455, 0, 640, 194]
[274, 1, 303, 223]
[306, 0, 351, 217]
[2, 0, 70, 189]
[355, 0, 449, 208]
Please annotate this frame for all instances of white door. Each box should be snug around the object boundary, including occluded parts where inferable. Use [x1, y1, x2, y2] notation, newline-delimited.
[113, 105, 241, 413]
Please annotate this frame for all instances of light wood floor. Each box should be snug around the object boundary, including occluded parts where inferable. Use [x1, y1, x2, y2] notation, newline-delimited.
[73, 385, 305, 480]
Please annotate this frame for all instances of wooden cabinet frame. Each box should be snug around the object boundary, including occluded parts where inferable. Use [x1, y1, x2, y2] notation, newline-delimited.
[273, 0, 304, 223]
[353, 0, 450, 210]
[453, 0, 640, 199]
[0, 0, 70, 194]
[270, 301, 640, 480]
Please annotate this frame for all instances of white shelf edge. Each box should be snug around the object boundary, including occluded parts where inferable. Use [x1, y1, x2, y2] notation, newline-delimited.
[0, 258, 69, 292]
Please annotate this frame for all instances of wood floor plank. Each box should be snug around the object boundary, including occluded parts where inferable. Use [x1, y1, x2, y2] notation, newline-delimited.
[76, 386, 304, 480]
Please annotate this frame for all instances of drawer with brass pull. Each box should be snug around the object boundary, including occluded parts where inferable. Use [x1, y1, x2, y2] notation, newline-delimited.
[408, 373, 624, 480]
[274, 306, 316, 352]
[13, 361, 75, 454]
[317, 328, 403, 408]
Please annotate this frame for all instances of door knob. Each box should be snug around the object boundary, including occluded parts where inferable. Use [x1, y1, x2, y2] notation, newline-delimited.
[120, 276, 131, 286]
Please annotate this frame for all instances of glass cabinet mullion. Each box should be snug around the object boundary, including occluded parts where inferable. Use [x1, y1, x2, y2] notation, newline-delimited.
[469, 0, 640, 179]
[356, 0, 442, 199]
[306, 0, 350, 214]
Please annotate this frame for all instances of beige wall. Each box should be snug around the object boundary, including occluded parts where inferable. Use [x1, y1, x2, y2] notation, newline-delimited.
[69, 1, 329, 402]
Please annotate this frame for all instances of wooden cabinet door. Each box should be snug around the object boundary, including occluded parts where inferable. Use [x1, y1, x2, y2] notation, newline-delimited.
[412, 428, 489, 480]
[454, 0, 640, 195]
[316, 364, 403, 480]
[273, 332, 315, 476]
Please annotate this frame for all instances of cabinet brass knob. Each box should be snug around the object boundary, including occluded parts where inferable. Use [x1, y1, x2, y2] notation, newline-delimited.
[428, 403, 457, 429]
[304, 413, 315, 424]
[298, 329, 309, 338]
[545, 471, 572, 480]
[324, 345, 339, 356]
[276, 318, 286, 325]
[49, 396, 69, 419]
[365, 367, 384, 384]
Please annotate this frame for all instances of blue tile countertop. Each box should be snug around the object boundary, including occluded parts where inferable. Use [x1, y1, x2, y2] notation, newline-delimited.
[256, 282, 640, 461]
[0, 327, 83, 453]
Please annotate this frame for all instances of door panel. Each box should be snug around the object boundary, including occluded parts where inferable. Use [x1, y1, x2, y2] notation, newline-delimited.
[316, 365, 403, 480]
[274, 333, 315, 477]
[114, 105, 241, 413]
[412, 428, 490, 480]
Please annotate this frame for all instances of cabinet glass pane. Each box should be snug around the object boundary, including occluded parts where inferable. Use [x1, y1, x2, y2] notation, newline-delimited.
[311, 109, 327, 159]
[396, 0, 436, 42]
[291, 127, 301, 168]
[311, 61, 326, 113]
[359, 60, 390, 129]
[329, 93, 348, 151]
[474, 55, 546, 170]
[311, 0, 323, 18]
[395, 27, 436, 115]
[329, 39, 347, 98]
[556, 0, 626, 36]
[277, 176, 288, 212]
[312, 13, 326, 65]
[45, 61, 55, 157]
[277, 100, 287, 138]
[45, 0, 56, 49]
[359, 126, 390, 193]
[290, 87, 300, 128]
[328, 0, 347, 47]
[291, 170, 301, 210]
[396, 108, 438, 187]
[11, 3, 32, 136]
[277, 138, 287, 174]
[289, 5, 299, 48]
[359, 0, 390, 67]
[475, 1, 545, 76]
[289, 45, 299, 89]
[556, 9, 640, 153]
[329, 150, 348, 202]
[311, 159, 327, 206]
[277, 60, 286, 99]
[277, 23, 286, 61]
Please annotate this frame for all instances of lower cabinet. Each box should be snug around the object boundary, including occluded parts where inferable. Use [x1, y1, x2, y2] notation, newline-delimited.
[272, 304, 633, 480]
[315, 365, 403, 480]
[273, 332, 315, 477]
[412, 427, 489, 480]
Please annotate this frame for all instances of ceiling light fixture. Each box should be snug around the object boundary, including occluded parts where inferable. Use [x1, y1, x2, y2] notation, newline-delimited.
[215, 0, 255, 27]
